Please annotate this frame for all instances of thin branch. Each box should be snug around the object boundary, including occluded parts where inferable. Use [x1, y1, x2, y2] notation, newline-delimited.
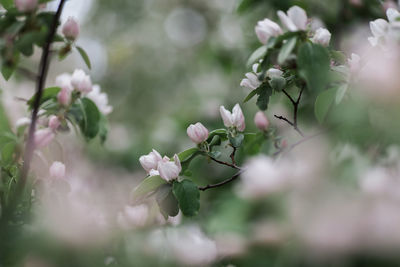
[275, 87, 305, 137]
[12, 0, 67, 206]
[209, 156, 240, 170]
[230, 146, 237, 166]
[199, 171, 242, 191]
[17, 67, 38, 81]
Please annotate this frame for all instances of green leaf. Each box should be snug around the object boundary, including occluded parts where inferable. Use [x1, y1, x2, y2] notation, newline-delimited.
[269, 76, 286, 92]
[15, 32, 46, 56]
[246, 45, 267, 67]
[208, 151, 221, 159]
[314, 88, 337, 124]
[256, 84, 272, 110]
[98, 114, 108, 144]
[330, 50, 347, 65]
[229, 133, 244, 148]
[76, 46, 91, 69]
[0, 0, 14, 10]
[278, 36, 297, 65]
[298, 42, 330, 93]
[1, 65, 14, 81]
[156, 184, 179, 217]
[335, 84, 348, 105]
[243, 88, 259, 103]
[78, 98, 101, 139]
[172, 179, 200, 217]
[178, 147, 199, 162]
[131, 175, 167, 201]
[206, 128, 227, 142]
[244, 132, 265, 155]
[1, 142, 15, 164]
[27, 87, 61, 108]
[208, 135, 221, 147]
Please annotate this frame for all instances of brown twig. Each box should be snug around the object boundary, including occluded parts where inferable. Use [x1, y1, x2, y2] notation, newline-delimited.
[209, 156, 240, 170]
[199, 171, 243, 191]
[274, 87, 305, 137]
[230, 146, 237, 165]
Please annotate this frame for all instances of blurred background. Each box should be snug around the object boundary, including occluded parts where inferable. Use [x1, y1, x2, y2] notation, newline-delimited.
[2, 0, 400, 266]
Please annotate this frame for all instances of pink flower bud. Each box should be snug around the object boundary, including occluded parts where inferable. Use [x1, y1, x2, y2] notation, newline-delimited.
[71, 69, 92, 93]
[57, 87, 71, 106]
[157, 154, 181, 181]
[48, 115, 60, 131]
[15, 0, 38, 13]
[254, 111, 269, 131]
[62, 17, 80, 41]
[139, 149, 162, 173]
[49, 161, 65, 179]
[34, 128, 54, 148]
[187, 122, 209, 144]
[255, 18, 282, 44]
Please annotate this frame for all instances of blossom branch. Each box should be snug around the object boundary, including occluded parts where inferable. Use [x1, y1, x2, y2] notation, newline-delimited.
[14, 0, 67, 201]
[274, 87, 304, 137]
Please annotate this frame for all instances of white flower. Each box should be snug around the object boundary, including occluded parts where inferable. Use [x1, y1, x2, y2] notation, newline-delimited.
[71, 69, 92, 93]
[48, 115, 60, 131]
[219, 103, 245, 132]
[86, 85, 113, 115]
[57, 87, 71, 107]
[157, 154, 181, 181]
[266, 68, 283, 78]
[254, 111, 269, 131]
[240, 63, 262, 90]
[311, 28, 331, 46]
[49, 161, 65, 179]
[117, 204, 149, 229]
[34, 128, 54, 148]
[62, 17, 80, 40]
[255, 18, 283, 44]
[368, 19, 389, 46]
[15, 0, 38, 12]
[386, 8, 400, 23]
[348, 53, 361, 73]
[139, 149, 163, 173]
[15, 117, 31, 129]
[186, 122, 209, 144]
[277, 6, 308, 32]
[238, 156, 288, 199]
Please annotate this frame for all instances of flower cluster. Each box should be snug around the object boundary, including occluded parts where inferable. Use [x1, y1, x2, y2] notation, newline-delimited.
[139, 150, 182, 181]
[368, 8, 400, 48]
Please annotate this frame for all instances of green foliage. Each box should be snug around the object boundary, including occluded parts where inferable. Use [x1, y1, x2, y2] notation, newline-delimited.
[269, 76, 286, 92]
[76, 46, 91, 69]
[68, 98, 101, 140]
[156, 184, 179, 218]
[314, 87, 336, 124]
[229, 133, 244, 148]
[277, 36, 297, 65]
[172, 179, 200, 217]
[297, 42, 331, 93]
[256, 83, 273, 110]
[27, 87, 61, 109]
[131, 175, 167, 201]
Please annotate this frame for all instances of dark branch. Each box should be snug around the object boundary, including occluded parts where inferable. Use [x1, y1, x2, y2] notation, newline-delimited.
[276, 87, 305, 137]
[274, 114, 294, 126]
[199, 171, 242, 191]
[282, 89, 295, 105]
[230, 146, 237, 166]
[209, 156, 240, 170]
[14, 0, 67, 202]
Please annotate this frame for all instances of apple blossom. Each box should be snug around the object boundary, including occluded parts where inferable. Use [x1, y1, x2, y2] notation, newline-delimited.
[186, 122, 209, 144]
[254, 111, 269, 131]
[139, 149, 163, 173]
[368, 18, 389, 46]
[49, 161, 66, 179]
[117, 204, 149, 229]
[55, 73, 73, 91]
[157, 154, 181, 182]
[255, 18, 282, 44]
[71, 69, 92, 93]
[15, 117, 31, 129]
[86, 85, 113, 115]
[48, 115, 60, 131]
[219, 104, 245, 131]
[34, 128, 55, 148]
[277, 6, 308, 32]
[57, 87, 71, 107]
[266, 68, 283, 78]
[15, 0, 38, 13]
[240, 63, 262, 90]
[62, 17, 80, 41]
[311, 28, 331, 46]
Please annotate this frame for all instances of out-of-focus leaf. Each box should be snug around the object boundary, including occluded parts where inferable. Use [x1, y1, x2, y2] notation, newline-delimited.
[172, 179, 200, 217]
[298, 42, 330, 93]
[315, 88, 336, 124]
[76, 46, 91, 69]
[229, 133, 244, 148]
[78, 98, 101, 140]
[28, 87, 60, 109]
[1, 142, 15, 164]
[178, 147, 198, 162]
[246, 45, 267, 67]
[131, 175, 167, 201]
[269, 76, 286, 92]
[335, 84, 348, 104]
[278, 36, 297, 65]
[156, 184, 179, 217]
[256, 84, 272, 110]
[0, 0, 14, 10]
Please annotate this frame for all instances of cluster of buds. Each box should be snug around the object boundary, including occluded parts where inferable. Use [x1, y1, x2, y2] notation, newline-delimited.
[33, 115, 61, 148]
[139, 150, 182, 182]
[255, 6, 331, 46]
